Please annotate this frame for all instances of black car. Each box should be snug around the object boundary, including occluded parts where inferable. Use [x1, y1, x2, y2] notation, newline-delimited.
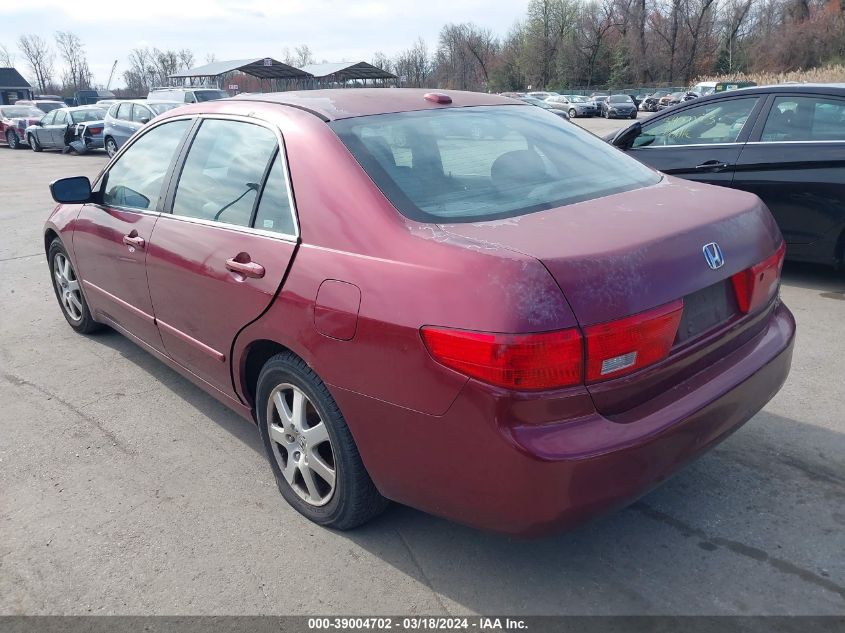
[602, 94, 638, 119]
[608, 84, 845, 268]
[641, 90, 670, 112]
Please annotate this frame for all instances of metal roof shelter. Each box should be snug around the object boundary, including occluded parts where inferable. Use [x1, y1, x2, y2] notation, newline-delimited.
[299, 62, 398, 87]
[0, 68, 33, 105]
[169, 58, 312, 91]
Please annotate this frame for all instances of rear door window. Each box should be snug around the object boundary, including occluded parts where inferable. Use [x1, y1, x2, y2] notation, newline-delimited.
[761, 95, 845, 142]
[102, 119, 192, 210]
[252, 152, 296, 235]
[634, 98, 759, 148]
[117, 103, 132, 120]
[171, 119, 277, 227]
[331, 105, 659, 223]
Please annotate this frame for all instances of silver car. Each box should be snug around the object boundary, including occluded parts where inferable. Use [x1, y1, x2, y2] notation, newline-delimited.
[545, 95, 597, 118]
[103, 100, 182, 157]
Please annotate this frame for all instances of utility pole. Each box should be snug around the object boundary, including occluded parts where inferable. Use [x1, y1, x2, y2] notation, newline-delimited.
[106, 60, 118, 90]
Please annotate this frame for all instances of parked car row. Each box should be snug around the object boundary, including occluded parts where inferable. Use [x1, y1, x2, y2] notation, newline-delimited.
[503, 91, 639, 119]
[2, 87, 230, 155]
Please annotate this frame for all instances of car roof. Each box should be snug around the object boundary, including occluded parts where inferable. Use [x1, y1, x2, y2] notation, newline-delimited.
[233, 88, 524, 121]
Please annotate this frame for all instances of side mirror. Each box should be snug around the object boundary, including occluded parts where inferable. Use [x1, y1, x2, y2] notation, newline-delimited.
[611, 122, 642, 150]
[50, 176, 92, 204]
[139, 117, 150, 124]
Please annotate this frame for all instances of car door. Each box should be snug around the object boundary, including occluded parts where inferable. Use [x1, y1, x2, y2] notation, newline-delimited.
[145, 116, 298, 396]
[112, 102, 134, 146]
[130, 103, 152, 136]
[623, 96, 763, 185]
[72, 117, 194, 352]
[33, 109, 55, 145]
[48, 110, 70, 148]
[732, 92, 845, 264]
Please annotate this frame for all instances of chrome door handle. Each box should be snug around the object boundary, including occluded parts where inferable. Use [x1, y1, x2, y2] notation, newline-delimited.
[122, 234, 145, 249]
[694, 160, 731, 171]
[226, 258, 265, 279]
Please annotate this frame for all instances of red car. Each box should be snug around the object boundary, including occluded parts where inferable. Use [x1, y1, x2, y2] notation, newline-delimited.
[1, 104, 44, 149]
[44, 89, 795, 536]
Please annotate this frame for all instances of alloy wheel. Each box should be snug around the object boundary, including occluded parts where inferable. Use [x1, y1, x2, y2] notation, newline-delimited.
[266, 383, 336, 507]
[53, 253, 83, 322]
[106, 138, 117, 158]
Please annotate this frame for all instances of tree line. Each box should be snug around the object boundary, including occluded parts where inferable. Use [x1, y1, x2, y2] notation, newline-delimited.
[380, 0, 845, 91]
[2, 0, 843, 97]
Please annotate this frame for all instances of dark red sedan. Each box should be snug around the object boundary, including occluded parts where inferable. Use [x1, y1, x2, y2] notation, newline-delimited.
[44, 89, 795, 536]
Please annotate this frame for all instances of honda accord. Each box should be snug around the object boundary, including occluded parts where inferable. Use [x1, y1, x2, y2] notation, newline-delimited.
[44, 89, 795, 536]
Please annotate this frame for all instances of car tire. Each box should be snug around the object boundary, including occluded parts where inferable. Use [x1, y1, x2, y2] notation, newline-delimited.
[630, 112, 637, 119]
[28, 133, 42, 152]
[568, 108, 577, 118]
[105, 136, 118, 158]
[6, 130, 22, 149]
[47, 239, 103, 334]
[257, 352, 388, 530]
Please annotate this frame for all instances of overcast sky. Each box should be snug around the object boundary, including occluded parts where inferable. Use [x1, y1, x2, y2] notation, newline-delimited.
[1, 0, 530, 88]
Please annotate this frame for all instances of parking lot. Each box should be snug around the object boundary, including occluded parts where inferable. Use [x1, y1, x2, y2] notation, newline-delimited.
[1, 127, 843, 616]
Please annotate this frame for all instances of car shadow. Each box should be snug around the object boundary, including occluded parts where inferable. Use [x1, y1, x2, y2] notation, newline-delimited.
[87, 306, 845, 614]
[782, 260, 844, 296]
[91, 328, 265, 455]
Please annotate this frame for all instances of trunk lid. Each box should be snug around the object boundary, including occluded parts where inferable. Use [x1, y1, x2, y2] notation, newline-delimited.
[440, 177, 783, 414]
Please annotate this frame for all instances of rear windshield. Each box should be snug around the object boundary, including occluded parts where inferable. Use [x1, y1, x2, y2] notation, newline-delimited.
[36, 101, 64, 113]
[71, 108, 106, 123]
[330, 105, 659, 223]
[194, 90, 228, 102]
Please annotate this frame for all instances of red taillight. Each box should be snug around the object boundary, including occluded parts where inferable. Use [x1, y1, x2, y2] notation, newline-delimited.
[89, 127, 103, 135]
[583, 300, 684, 383]
[420, 327, 583, 390]
[731, 242, 786, 314]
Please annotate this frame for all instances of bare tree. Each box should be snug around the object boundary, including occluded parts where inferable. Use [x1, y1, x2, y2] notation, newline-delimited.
[371, 51, 393, 74]
[394, 38, 433, 87]
[178, 49, 195, 71]
[0, 43, 14, 67]
[294, 45, 315, 67]
[17, 34, 55, 93]
[123, 47, 156, 94]
[434, 23, 498, 90]
[54, 31, 92, 92]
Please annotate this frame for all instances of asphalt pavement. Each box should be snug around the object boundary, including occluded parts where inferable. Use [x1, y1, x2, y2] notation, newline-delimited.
[1, 135, 843, 616]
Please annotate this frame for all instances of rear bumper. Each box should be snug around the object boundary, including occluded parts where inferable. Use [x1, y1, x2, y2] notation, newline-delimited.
[84, 135, 104, 149]
[333, 302, 795, 537]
